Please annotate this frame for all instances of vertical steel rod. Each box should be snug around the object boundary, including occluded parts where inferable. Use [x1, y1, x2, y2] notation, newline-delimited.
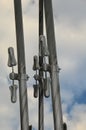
[13, 0, 29, 130]
[44, 0, 63, 130]
[39, 0, 44, 130]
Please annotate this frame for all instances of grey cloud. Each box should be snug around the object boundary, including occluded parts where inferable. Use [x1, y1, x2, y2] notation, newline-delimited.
[53, 0, 86, 25]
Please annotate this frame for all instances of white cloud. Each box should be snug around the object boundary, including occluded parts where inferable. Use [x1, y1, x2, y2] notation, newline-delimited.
[0, 0, 86, 130]
[65, 104, 86, 130]
[55, 21, 86, 57]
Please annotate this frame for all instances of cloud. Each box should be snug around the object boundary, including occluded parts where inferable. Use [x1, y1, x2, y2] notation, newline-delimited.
[65, 104, 86, 130]
[0, 0, 86, 130]
[53, 0, 86, 25]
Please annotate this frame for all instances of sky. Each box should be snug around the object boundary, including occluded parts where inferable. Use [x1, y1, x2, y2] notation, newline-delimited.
[0, 0, 86, 130]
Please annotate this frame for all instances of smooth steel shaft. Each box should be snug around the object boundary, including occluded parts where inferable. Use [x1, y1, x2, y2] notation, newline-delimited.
[44, 0, 63, 130]
[14, 0, 29, 130]
[39, 0, 44, 130]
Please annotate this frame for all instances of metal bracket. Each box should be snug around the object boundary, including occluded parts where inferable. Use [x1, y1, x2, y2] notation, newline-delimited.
[42, 64, 51, 72]
[9, 72, 29, 81]
[34, 74, 40, 81]
[51, 64, 61, 73]
[19, 74, 29, 81]
[9, 72, 19, 80]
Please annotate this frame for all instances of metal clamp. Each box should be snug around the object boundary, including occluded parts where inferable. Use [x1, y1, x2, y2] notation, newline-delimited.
[19, 74, 29, 81]
[51, 64, 61, 73]
[9, 72, 19, 80]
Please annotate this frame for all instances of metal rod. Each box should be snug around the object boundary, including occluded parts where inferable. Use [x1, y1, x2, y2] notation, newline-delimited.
[13, 0, 29, 130]
[44, 0, 63, 130]
[39, 0, 44, 130]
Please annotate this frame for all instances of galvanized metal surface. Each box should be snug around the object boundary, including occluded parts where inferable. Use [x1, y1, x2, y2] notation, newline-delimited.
[39, 0, 44, 130]
[13, 0, 29, 130]
[13, 0, 64, 130]
[44, 0, 63, 130]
